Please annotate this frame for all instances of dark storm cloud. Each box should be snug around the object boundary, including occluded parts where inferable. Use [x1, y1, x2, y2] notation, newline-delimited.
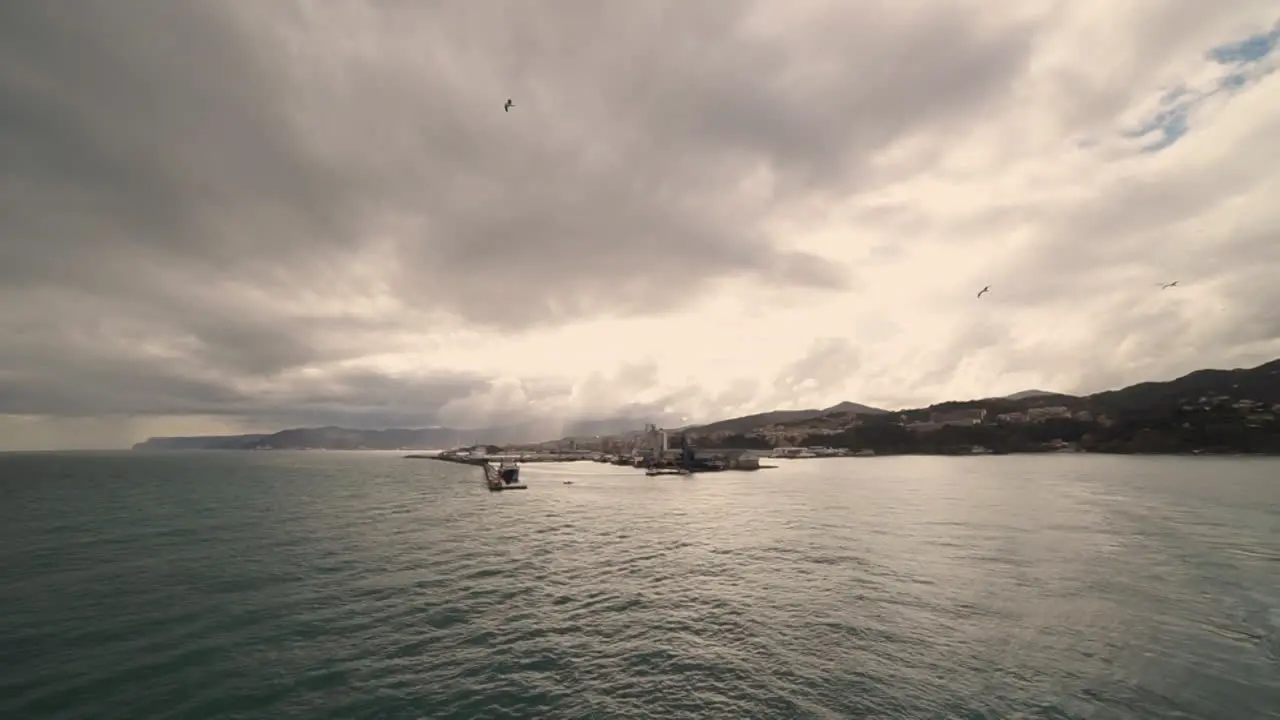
[253, 371, 494, 429]
[0, 0, 1037, 424]
[0, 346, 489, 429]
[0, 1, 1033, 310]
[302, 1, 1037, 326]
[0, 2, 359, 286]
[1, 285, 396, 384]
[0, 359, 244, 418]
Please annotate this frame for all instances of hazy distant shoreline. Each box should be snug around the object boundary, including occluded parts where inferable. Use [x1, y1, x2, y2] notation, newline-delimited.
[124, 447, 1280, 458]
[129, 357, 1280, 456]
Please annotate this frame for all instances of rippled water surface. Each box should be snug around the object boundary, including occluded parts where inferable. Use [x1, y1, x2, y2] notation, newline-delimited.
[1, 452, 1278, 719]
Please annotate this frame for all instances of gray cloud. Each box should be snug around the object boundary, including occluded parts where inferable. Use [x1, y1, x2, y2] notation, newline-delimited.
[1, 0, 1029, 301]
[0, 0, 1035, 432]
[2, 1, 1275, 446]
[0, 3, 358, 284]
[0, 336, 488, 427]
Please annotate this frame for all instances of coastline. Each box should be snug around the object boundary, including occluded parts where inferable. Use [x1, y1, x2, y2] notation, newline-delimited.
[111, 446, 1280, 458]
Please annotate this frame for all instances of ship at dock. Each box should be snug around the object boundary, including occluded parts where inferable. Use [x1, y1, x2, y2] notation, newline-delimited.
[484, 460, 526, 491]
[401, 450, 530, 491]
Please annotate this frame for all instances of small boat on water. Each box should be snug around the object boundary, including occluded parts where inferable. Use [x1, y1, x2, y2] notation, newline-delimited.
[486, 460, 527, 491]
[645, 466, 690, 476]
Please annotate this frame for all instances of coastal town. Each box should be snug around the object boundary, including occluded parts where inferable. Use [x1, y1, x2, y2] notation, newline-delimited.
[133, 358, 1280, 457]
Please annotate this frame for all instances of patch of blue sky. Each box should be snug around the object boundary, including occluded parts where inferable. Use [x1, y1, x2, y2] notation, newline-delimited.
[1158, 86, 1190, 105]
[1124, 21, 1277, 153]
[1219, 72, 1250, 90]
[1126, 102, 1191, 152]
[1207, 25, 1278, 65]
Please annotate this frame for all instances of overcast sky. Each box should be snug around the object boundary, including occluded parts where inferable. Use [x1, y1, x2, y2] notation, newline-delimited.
[3, 1, 1279, 449]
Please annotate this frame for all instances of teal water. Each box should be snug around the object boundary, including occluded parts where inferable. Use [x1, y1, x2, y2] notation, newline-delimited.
[0, 452, 1277, 719]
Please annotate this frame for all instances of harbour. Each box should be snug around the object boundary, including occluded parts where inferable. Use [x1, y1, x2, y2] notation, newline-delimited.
[407, 423, 781, 490]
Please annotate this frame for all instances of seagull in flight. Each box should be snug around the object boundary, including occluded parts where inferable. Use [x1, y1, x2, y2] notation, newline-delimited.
[504, 98, 514, 112]
[1160, 281, 1178, 289]
[976, 285, 990, 299]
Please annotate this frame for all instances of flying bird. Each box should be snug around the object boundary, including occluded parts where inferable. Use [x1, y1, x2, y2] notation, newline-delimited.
[504, 98, 514, 112]
[976, 285, 990, 298]
[1160, 281, 1178, 289]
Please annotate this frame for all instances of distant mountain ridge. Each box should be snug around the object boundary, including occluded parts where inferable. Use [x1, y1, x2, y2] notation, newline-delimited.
[913, 360, 1280, 418]
[131, 414, 672, 451]
[1002, 389, 1066, 401]
[1088, 358, 1280, 411]
[667, 401, 888, 436]
[745, 358, 1280, 456]
[703, 359, 1280, 436]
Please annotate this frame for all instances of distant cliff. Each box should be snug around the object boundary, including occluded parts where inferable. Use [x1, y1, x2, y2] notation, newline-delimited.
[134, 426, 488, 451]
[131, 415, 669, 451]
[132, 434, 269, 451]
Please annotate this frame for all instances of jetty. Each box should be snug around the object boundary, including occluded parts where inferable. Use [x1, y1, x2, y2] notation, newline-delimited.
[403, 435, 779, 484]
[404, 453, 486, 465]
[404, 451, 590, 464]
[402, 452, 526, 491]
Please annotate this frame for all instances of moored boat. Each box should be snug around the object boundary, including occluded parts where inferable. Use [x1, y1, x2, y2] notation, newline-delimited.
[485, 460, 527, 491]
[645, 466, 690, 476]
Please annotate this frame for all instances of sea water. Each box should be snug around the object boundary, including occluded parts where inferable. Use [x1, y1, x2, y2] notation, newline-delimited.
[1, 451, 1276, 719]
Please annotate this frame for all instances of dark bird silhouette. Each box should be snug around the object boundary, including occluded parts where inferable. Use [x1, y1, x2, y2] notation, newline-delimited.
[976, 285, 990, 298]
[1160, 281, 1178, 289]
[504, 98, 514, 112]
